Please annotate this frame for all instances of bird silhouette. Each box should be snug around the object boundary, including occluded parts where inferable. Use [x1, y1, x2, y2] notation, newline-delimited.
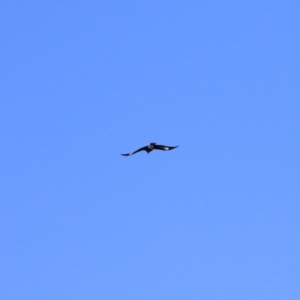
[121, 142, 178, 156]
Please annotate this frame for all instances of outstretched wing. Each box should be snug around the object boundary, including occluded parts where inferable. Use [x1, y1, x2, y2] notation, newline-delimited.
[121, 146, 148, 156]
[153, 144, 178, 151]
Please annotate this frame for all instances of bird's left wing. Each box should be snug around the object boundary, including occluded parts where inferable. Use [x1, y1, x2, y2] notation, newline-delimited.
[121, 146, 147, 156]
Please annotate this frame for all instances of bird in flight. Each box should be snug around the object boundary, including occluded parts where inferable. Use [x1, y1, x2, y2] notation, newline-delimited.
[121, 142, 178, 156]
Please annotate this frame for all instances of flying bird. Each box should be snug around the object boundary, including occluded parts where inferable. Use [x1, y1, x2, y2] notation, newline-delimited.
[121, 142, 178, 156]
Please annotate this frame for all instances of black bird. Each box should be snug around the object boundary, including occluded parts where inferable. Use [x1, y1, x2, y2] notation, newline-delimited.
[121, 142, 178, 156]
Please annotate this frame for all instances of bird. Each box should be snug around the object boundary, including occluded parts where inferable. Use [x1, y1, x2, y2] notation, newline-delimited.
[121, 142, 178, 156]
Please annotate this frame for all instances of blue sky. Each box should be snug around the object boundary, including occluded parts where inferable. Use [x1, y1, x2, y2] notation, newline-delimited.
[1, 1, 299, 299]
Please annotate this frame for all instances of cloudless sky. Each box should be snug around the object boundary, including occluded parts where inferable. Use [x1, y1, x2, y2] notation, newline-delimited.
[1, 1, 299, 299]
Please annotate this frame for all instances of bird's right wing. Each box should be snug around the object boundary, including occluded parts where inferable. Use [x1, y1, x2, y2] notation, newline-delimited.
[153, 144, 178, 151]
[121, 146, 147, 156]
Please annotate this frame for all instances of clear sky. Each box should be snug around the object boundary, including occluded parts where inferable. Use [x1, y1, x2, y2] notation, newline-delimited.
[1, 1, 299, 299]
